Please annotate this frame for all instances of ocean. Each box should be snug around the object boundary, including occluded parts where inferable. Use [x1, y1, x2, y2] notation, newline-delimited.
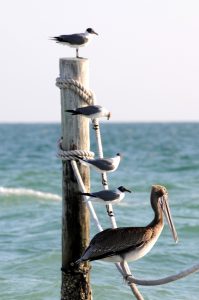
[0, 123, 198, 300]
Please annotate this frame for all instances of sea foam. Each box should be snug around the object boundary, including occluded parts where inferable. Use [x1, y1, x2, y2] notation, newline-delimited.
[0, 187, 61, 201]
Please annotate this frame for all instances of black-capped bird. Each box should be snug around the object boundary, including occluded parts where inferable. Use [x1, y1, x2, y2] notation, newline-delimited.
[79, 186, 132, 205]
[51, 28, 98, 58]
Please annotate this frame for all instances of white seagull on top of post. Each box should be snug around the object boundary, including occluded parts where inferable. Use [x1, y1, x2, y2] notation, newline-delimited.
[51, 28, 98, 58]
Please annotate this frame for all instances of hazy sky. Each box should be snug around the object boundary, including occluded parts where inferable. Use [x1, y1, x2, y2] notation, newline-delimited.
[0, 0, 199, 122]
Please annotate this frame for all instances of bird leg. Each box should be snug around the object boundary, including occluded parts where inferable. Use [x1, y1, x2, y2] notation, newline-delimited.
[106, 205, 114, 217]
[92, 121, 99, 131]
[76, 48, 79, 58]
[101, 173, 108, 186]
[120, 261, 133, 282]
[102, 177, 108, 186]
[120, 261, 144, 300]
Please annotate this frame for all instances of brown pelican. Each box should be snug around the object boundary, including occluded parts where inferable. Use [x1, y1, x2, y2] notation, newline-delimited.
[76, 185, 178, 269]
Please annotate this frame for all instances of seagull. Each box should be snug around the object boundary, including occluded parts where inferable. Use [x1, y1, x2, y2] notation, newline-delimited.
[79, 186, 132, 205]
[65, 105, 111, 120]
[76, 185, 178, 271]
[51, 28, 98, 58]
[76, 153, 121, 173]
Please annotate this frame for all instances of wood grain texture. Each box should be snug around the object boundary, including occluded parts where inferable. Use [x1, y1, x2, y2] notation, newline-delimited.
[59, 58, 91, 300]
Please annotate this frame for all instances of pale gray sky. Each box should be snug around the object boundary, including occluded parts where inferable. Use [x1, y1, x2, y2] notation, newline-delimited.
[0, 0, 199, 122]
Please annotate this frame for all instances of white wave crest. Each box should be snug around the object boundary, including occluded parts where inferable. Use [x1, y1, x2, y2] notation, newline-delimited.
[0, 187, 61, 201]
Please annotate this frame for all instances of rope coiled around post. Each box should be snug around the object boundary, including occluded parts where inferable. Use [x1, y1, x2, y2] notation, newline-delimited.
[57, 138, 95, 161]
[56, 78, 96, 106]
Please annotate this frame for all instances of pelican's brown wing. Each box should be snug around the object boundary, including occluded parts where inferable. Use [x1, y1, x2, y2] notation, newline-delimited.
[80, 227, 153, 262]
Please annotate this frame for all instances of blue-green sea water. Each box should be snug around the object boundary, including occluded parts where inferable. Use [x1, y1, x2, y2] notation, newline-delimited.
[0, 123, 199, 300]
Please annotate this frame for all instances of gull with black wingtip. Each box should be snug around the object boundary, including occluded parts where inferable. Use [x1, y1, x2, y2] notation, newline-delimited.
[51, 28, 98, 58]
[79, 186, 132, 205]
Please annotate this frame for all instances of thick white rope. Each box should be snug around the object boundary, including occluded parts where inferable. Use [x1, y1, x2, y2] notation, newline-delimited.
[56, 78, 96, 106]
[92, 119, 117, 228]
[126, 262, 199, 286]
[70, 160, 103, 232]
[57, 139, 95, 161]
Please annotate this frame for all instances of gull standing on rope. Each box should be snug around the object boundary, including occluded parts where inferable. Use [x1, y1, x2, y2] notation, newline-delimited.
[76, 185, 178, 271]
[79, 186, 132, 205]
[51, 28, 98, 58]
[65, 105, 111, 120]
[76, 153, 121, 173]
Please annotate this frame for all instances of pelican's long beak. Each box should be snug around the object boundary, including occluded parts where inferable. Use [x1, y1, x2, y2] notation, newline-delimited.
[161, 194, 178, 243]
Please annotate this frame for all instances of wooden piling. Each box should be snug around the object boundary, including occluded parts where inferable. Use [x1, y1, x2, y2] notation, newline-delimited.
[59, 58, 91, 300]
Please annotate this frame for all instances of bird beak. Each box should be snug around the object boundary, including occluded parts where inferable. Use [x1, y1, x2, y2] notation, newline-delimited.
[160, 194, 178, 243]
[107, 112, 111, 120]
[92, 30, 98, 35]
[125, 188, 132, 193]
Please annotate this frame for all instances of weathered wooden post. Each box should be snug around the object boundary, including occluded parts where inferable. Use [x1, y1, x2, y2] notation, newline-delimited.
[58, 58, 91, 300]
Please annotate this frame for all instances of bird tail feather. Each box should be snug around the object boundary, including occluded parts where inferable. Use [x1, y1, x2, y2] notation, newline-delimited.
[79, 192, 92, 197]
[79, 192, 97, 202]
[50, 36, 64, 43]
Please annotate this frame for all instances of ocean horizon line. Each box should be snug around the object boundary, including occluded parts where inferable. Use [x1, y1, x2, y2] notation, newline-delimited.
[0, 120, 199, 125]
